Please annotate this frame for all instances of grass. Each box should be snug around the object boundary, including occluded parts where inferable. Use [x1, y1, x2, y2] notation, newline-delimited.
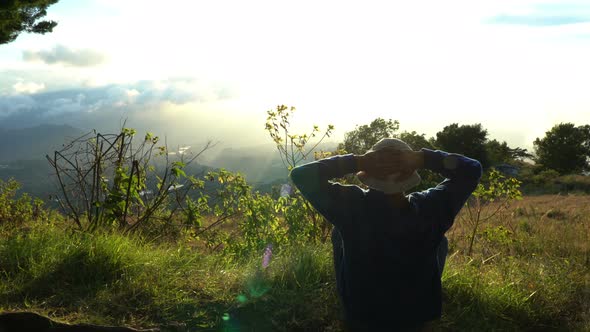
[443, 194, 590, 331]
[0, 195, 588, 331]
[0, 221, 341, 331]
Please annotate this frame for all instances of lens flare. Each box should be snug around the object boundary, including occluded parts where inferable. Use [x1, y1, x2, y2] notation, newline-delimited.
[262, 244, 273, 269]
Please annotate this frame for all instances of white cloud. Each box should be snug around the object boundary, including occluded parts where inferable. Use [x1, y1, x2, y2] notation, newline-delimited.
[0, 78, 237, 126]
[0, 95, 36, 119]
[12, 81, 46, 94]
[23, 44, 107, 67]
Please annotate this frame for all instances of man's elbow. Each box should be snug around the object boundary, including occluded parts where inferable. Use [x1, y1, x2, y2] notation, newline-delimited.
[474, 160, 483, 182]
[461, 159, 483, 191]
[289, 166, 304, 188]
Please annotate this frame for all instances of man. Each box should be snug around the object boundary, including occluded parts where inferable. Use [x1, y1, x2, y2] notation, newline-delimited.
[290, 138, 482, 331]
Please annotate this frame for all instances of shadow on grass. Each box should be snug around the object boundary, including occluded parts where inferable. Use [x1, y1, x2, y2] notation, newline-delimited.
[208, 281, 586, 332]
[440, 283, 586, 332]
[10, 250, 125, 306]
[208, 280, 344, 332]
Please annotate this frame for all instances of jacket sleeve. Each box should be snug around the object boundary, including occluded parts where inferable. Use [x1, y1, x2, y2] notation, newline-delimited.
[418, 149, 483, 233]
[289, 154, 364, 229]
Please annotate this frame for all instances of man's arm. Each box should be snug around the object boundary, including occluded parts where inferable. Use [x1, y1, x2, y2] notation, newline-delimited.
[417, 149, 483, 233]
[290, 154, 364, 228]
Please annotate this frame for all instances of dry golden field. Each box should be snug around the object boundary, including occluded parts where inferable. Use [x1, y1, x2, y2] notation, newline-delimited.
[439, 194, 590, 331]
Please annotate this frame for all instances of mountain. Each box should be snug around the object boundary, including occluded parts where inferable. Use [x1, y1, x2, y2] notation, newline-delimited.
[202, 142, 339, 186]
[0, 126, 339, 198]
[0, 124, 85, 162]
[0, 159, 54, 198]
[0, 124, 85, 198]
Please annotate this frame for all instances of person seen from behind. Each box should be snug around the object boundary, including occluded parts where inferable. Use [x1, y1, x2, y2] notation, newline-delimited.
[290, 138, 482, 331]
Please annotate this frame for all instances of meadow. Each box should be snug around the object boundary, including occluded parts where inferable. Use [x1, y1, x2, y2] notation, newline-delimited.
[0, 194, 588, 331]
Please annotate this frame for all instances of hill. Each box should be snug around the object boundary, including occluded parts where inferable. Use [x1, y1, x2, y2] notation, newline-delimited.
[0, 124, 84, 162]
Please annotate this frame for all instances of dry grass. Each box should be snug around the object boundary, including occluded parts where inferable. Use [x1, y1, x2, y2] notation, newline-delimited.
[440, 194, 590, 331]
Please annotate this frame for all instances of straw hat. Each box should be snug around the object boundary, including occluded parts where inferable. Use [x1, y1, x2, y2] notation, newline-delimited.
[357, 138, 421, 194]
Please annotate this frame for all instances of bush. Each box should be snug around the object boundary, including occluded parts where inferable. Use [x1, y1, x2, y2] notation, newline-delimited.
[0, 178, 47, 225]
[46, 128, 212, 231]
[463, 169, 522, 255]
[531, 169, 560, 186]
[554, 174, 590, 193]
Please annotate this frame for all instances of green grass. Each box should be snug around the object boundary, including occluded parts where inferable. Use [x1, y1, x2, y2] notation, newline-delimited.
[0, 222, 342, 331]
[0, 195, 589, 331]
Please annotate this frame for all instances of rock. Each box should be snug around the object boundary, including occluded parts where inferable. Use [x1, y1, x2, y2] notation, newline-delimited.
[0, 312, 159, 332]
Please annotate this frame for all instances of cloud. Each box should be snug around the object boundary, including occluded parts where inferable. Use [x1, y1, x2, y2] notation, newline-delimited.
[487, 14, 590, 26]
[12, 81, 46, 94]
[0, 79, 237, 136]
[22, 45, 107, 67]
[0, 95, 36, 119]
[486, 2, 590, 27]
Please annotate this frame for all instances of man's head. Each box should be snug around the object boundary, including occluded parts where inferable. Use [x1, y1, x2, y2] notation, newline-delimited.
[357, 138, 421, 194]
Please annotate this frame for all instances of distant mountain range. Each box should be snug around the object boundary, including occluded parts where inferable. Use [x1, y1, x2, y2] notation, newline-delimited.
[0, 124, 85, 162]
[0, 124, 339, 198]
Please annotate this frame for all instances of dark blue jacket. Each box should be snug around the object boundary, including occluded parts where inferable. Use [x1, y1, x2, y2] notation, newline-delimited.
[290, 149, 482, 329]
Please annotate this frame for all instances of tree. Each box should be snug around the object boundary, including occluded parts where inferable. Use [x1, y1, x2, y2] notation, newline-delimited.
[533, 123, 590, 174]
[398, 131, 443, 191]
[398, 131, 435, 151]
[339, 118, 399, 154]
[338, 120, 442, 190]
[0, 0, 59, 45]
[580, 124, 590, 155]
[435, 123, 490, 167]
[486, 139, 533, 165]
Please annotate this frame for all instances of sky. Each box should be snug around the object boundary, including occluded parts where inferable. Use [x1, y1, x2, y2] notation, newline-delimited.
[1, 0, 590, 152]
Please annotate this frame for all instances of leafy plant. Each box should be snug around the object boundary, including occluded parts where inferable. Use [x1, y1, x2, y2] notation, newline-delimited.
[231, 193, 286, 255]
[265, 105, 335, 242]
[0, 179, 28, 224]
[0, 178, 46, 225]
[265, 105, 334, 171]
[463, 168, 522, 255]
[192, 169, 251, 247]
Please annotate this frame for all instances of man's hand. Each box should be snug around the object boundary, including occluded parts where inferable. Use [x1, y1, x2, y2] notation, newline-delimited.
[356, 148, 424, 180]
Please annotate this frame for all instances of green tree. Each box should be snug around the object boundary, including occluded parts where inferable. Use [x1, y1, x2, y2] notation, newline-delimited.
[398, 131, 435, 150]
[337, 120, 443, 191]
[486, 139, 532, 165]
[338, 118, 399, 154]
[0, 0, 59, 45]
[435, 123, 490, 167]
[580, 124, 590, 155]
[397, 131, 443, 191]
[533, 123, 590, 174]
